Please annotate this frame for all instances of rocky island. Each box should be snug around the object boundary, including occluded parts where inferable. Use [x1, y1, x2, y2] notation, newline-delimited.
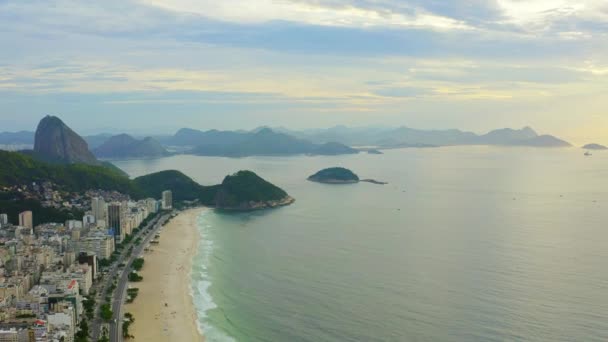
[308, 167, 387, 185]
[582, 143, 607, 150]
[308, 167, 360, 184]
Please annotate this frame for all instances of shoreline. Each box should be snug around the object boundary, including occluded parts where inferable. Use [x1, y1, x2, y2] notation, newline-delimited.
[127, 207, 205, 342]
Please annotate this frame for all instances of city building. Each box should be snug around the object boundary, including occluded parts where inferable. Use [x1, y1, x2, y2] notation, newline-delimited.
[145, 198, 158, 214]
[91, 197, 106, 227]
[77, 253, 98, 281]
[82, 214, 95, 228]
[65, 220, 83, 230]
[106, 203, 123, 243]
[47, 307, 75, 342]
[0, 214, 8, 227]
[79, 232, 114, 261]
[0, 328, 30, 341]
[162, 190, 173, 210]
[18, 211, 33, 231]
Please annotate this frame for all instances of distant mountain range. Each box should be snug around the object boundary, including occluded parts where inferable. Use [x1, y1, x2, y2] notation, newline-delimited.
[187, 127, 358, 157]
[0, 123, 575, 158]
[84, 134, 114, 149]
[0, 131, 34, 145]
[280, 125, 571, 148]
[93, 134, 169, 159]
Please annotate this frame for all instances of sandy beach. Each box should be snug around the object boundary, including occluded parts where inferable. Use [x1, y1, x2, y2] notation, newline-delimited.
[127, 207, 205, 342]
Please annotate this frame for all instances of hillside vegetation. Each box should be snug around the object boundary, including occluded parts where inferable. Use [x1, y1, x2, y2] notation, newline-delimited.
[1, 151, 292, 210]
[308, 167, 360, 183]
[214, 171, 289, 207]
[0, 150, 135, 194]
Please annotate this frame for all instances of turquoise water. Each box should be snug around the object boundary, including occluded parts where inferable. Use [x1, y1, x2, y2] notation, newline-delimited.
[114, 147, 608, 341]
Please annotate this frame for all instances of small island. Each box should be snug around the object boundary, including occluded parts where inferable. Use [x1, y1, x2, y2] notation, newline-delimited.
[308, 167, 359, 184]
[367, 149, 383, 155]
[582, 143, 607, 150]
[308, 167, 387, 185]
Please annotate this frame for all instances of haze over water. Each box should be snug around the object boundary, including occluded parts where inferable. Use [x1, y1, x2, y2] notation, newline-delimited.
[114, 147, 608, 341]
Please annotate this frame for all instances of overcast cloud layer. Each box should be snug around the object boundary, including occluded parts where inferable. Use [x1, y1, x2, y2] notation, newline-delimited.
[0, 0, 607, 143]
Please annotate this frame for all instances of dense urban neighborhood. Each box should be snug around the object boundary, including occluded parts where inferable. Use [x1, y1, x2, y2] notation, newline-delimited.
[0, 184, 174, 341]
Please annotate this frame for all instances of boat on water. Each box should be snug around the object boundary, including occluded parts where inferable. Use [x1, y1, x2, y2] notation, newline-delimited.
[585, 151, 592, 156]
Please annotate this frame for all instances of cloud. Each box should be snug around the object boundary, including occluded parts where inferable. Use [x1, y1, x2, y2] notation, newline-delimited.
[408, 64, 587, 84]
[139, 0, 472, 31]
[495, 0, 608, 35]
[0, 0, 607, 143]
[371, 86, 435, 98]
[2, 0, 605, 61]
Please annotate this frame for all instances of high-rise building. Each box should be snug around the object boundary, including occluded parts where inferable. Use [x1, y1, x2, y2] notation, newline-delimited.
[82, 214, 95, 227]
[80, 233, 115, 262]
[18, 211, 33, 230]
[0, 329, 29, 341]
[65, 220, 83, 230]
[162, 190, 173, 210]
[0, 213, 8, 227]
[145, 198, 158, 214]
[107, 203, 123, 243]
[92, 197, 106, 223]
[78, 253, 99, 280]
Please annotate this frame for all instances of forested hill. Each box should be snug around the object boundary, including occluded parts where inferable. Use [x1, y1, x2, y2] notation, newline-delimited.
[0, 150, 135, 194]
[0, 150, 293, 210]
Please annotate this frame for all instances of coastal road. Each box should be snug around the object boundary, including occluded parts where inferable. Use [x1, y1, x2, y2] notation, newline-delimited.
[90, 212, 170, 341]
[109, 212, 172, 342]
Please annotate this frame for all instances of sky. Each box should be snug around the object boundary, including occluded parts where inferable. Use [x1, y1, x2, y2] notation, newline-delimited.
[0, 0, 607, 143]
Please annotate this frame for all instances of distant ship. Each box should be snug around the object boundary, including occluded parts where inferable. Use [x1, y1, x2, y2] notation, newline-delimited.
[585, 151, 592, 156]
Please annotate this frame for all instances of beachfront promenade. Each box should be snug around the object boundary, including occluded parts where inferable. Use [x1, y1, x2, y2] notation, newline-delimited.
[89, 211, 171, 341]
[110, 213, 171, 342]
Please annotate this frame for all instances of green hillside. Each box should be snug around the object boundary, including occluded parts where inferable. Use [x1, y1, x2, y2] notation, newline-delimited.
[133, 170, 220, 204]
[0, 150, 135, 194]
[214, 170, 289, 208]
[0, 150, 292, 211]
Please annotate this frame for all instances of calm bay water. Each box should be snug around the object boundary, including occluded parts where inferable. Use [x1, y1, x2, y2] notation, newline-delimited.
[113, 147, 608, 341]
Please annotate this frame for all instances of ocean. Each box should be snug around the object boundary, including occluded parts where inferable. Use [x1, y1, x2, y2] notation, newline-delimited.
[113, 146, 608, 341]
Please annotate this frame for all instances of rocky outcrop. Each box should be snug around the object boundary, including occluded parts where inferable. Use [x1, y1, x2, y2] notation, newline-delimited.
[34, 115, 98, 164]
